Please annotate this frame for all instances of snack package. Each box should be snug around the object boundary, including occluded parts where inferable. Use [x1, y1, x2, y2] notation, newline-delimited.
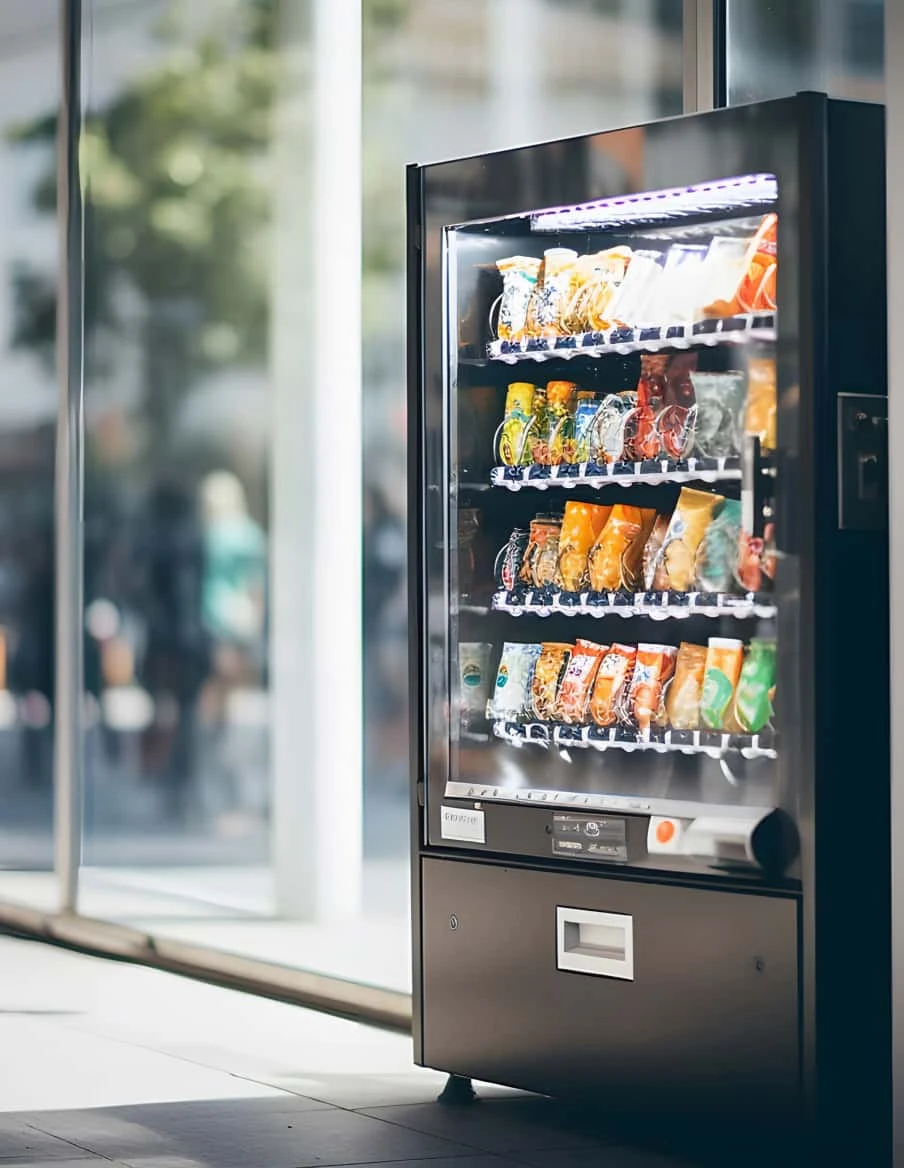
[620, 508, 659, 592]
[556, 501, 611, 593]
[623, 354, 670, 461]
[702, 213, 777, 318]
[736, 213, 777, 313]
[608, 250, 664, 328]
[694, 235, 750, 320]
[527, 248, 579, 338]
[625, 644, 678, 735]
[572, 395, 602, 463]
[495, 527, 530, 591]
[700, 637, 745, 730]
[736, 521, 777, 593]
[730, 638, 776, 733]
[487, 642, 542, 721]
[544, 380, 578, 466]
[532, 517, 563, 588]
[555, 639, 608, 723]
[644, 244, 708, 325]
[595, 392, 636, 464]
[654, 488, 723, 592]
[665, 642, 708, 730]
[642, 513, 673, 591]
[745, 351, 777, 451]
[519, 516, 561, 586]
[695, 498, 742, 592]
[690, 371, 747, 459]
[588, 505, 651, 592]
[581, 247, 633, 331]
[589, 643, 638, 727]
[459, 642, 494, 718]
[527, 384, 549, 464]
[531, 642, 573, 721]
[496, 256, 541, 342]
[498, 382, 536, 466]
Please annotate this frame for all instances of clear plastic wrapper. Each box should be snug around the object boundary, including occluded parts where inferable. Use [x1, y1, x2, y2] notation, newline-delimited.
[695, 498, 742, 592]
[608, 250, 664, 329]
[690, 371, 746, 459]
[496, 256, 541, 342]
[665, 642, 708, 730]
[459, 642, 494, 719]
[531, 642, 573, 721]
[544, 380, 577, 466]
[572, 395, 602, 463]
[497, 382, 537, 467]
[527, 248, 579, 338]
[487, 642, 542, 721]
[642, 244, 707, 326]
[624, 643, 678, 735]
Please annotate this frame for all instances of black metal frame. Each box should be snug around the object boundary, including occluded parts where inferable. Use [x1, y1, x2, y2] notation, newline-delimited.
[407, 95, 889, 1159]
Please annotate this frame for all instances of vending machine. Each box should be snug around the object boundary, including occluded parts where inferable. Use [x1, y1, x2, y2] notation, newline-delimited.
[407, 94, 889, 1159]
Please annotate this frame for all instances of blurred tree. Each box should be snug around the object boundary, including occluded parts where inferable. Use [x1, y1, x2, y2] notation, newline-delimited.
[8, 0, 410, 434]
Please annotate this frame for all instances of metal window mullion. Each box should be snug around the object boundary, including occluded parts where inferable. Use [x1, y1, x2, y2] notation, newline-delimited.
[683, 0, 719, 113]
[54, 0, 85, 913]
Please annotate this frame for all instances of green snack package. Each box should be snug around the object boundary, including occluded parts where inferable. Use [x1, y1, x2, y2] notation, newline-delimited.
[731, 638, 776, 733]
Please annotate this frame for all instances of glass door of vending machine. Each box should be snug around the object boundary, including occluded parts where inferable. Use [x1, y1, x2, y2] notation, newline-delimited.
[421, 143, 796, 882]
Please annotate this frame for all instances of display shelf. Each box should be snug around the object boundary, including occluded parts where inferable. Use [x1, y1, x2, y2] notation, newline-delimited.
[491, 455, 742, 490]
[493, 720, 777, 760]
[491, 588, 776, 621]
[486, 312, 775, 364]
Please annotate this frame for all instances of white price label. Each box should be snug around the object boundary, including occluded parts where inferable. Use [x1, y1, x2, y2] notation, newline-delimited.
[441, 805, 486, 844]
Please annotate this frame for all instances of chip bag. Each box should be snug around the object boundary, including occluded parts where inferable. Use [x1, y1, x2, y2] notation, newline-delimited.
[555, 639, 607, 724]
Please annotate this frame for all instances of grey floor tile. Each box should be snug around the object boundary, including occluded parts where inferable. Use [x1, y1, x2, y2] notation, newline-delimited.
[511, 1147, 702, 1168]
[30, 1102, 485, 1168]
[0, 1117, 101, 1163]
[359, 1098, 610, 1156]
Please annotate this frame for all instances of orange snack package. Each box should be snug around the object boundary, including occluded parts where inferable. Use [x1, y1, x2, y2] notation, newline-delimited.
[625, 644, 678, 736]
[589, 643, 637, 727]
[519, 515, 561, 588]
[642, 513, 672, 591]
[555, 639, 608, 724]
[531, 642, 572, 721]
[618, 508, 658, 592]
[665, 642, 708, 730]
[555, 501, 611, 593]
[700, 637, 745, 730]
[654, 488, 722, 592]
[587, 505, 650, 592]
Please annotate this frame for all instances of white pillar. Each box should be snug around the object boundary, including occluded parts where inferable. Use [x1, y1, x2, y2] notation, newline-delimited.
[489, 0, 542, 149]
[887, 1, 904, 1160]
[270, 0, 362, 920]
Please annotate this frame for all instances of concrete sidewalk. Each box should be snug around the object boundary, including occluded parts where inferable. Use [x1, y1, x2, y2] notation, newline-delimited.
[0, 932, 716, 1167]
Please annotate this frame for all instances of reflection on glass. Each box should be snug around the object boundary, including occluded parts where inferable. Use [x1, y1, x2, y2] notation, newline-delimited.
[362, 0, 683, 864]
[726, 0, 883, 104]
[0, 8, 59, 904]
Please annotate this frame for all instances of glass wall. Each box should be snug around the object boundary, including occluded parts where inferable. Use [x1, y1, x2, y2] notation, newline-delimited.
[0, 0, 756, 998]
[0, 2, 59, 911]
[726, 0, 884, 103]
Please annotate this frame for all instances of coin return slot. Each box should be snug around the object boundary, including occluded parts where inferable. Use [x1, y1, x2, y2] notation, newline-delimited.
[556, 906, 634, 981]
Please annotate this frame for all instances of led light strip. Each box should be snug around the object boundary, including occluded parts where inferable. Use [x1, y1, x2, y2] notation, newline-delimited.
[530, 173, 778, 232]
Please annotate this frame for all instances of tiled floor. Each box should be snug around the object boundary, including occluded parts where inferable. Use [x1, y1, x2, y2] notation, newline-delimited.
[0, 931, 778, 1168]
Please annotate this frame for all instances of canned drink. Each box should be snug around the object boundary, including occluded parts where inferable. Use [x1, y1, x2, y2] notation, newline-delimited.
[494, 527, 529, 591]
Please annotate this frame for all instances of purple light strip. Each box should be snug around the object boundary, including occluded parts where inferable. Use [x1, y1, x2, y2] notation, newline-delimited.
[530, 173, 777, 230]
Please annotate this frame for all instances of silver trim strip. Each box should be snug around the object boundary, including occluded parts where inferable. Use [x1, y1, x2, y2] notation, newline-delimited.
[444, 780, 773, 824]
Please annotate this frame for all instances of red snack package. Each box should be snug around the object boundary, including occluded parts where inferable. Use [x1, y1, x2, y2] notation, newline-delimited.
[555, 639, 608, 724]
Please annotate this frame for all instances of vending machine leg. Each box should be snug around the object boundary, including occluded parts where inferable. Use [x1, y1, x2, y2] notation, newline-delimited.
[437, 1074, 476, 1105]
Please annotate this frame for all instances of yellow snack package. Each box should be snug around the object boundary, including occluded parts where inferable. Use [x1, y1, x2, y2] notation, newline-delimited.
[555, 502, 611, 593]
